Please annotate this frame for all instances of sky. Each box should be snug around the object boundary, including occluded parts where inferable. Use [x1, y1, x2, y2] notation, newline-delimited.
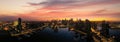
[0, 0, 120, 21]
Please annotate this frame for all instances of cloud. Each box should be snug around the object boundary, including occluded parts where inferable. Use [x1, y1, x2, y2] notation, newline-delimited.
[28, 0, 81, 6]
[0, 14, 40, 21]
[89, 12, 120, 18]
[28, 0, 120, 9]
[92, 9, 106, 14]
[0, 15, 18, 21]
[28, 2, 40, 6]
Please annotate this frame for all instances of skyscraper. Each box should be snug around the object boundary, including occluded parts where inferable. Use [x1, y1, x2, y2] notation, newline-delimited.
[17, 18, 22, 32]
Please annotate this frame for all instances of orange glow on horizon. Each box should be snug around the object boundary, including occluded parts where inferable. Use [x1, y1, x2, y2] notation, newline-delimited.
[42, 17, 120, 22]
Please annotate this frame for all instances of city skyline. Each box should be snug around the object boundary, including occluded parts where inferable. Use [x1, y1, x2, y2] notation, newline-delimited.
[0, 0, 120, 21]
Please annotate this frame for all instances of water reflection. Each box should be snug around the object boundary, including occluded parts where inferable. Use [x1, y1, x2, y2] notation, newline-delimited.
[35, 27, 120, 42]
[37, 27, 75, 42]
[1, 27, 120, 42]
[35, 27, 86, 42]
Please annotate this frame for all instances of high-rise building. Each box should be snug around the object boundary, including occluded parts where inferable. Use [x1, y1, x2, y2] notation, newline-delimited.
[17, 18, 22, 32]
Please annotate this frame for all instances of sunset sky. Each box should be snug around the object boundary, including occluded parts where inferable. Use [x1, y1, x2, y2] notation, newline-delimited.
[0, 0, 120, 21]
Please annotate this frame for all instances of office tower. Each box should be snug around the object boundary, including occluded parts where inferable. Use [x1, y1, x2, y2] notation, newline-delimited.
[101, 20, 110, 38]
[17, 18, 22, 32]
